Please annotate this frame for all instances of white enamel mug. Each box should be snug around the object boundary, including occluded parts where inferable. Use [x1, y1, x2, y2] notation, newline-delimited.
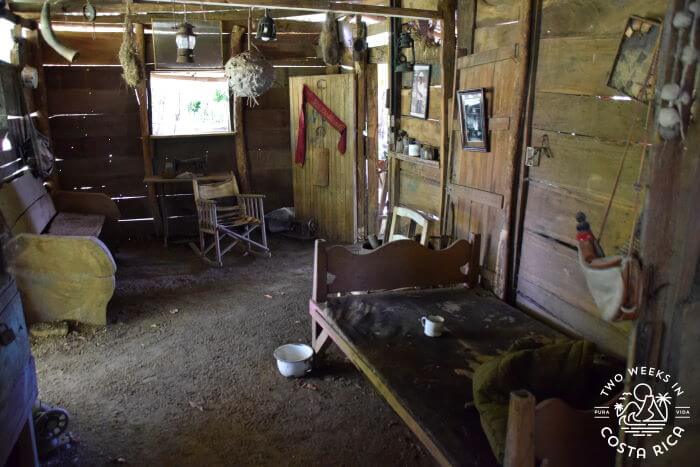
[421, 315, 445, 337]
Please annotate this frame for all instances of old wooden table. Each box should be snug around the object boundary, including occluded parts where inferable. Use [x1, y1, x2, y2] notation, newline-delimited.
[143, 173, 230, 246]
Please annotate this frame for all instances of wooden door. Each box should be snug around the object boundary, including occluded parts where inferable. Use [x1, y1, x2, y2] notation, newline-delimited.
[444, 0, 530, 297]
[289, 74, 356, 243]
[513, 0, 668, 359]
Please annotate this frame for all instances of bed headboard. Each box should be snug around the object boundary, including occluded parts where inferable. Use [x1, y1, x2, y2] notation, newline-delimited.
[312, 235, 481, 302]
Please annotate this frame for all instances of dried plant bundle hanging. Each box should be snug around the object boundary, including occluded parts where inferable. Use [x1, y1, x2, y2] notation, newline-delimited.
[319, 12, 340, 66]
[224, 50, 274, 106]
[118, 4, 144, 88]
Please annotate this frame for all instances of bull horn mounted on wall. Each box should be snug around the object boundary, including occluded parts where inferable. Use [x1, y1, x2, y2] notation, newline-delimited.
[40, 0, 79, 63]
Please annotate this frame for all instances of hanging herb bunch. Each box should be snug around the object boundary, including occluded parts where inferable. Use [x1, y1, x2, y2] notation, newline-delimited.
[118, 0, 144, 88]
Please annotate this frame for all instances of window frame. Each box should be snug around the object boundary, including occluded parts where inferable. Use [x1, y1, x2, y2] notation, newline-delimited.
[148, 70, 235, 138]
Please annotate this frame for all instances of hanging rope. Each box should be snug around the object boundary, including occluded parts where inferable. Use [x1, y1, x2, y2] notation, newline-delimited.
[247, 7, 252, 53]
[598, 34, 662, 254]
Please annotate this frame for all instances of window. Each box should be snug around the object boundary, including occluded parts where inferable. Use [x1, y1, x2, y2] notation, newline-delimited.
[0, 19, 15, 64]
[149, 71, 232, 137]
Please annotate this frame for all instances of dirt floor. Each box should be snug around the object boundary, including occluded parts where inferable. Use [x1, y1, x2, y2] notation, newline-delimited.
[30, 236, 433, 466]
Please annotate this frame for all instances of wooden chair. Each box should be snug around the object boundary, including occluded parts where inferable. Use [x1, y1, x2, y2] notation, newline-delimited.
[503, 390, 614, 467]
[387, 206, 430, 246]
[189, 173, 270, 266]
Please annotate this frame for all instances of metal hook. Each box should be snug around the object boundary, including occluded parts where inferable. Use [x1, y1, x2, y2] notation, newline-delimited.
[316, 79, 327, 90]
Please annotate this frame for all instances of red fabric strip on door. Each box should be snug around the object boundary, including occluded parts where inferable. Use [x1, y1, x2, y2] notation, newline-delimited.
[294, 84, 347, 166]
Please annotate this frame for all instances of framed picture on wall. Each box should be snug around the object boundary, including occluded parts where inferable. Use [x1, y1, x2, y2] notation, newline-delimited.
[409, 64, 431, 119]
[457, 88, 488, 152]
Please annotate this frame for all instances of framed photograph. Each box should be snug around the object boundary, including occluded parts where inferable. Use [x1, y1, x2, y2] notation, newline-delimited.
[458, 88, 488, 152]
[608, 16, 662, 102]
[409, 64, 431, 119]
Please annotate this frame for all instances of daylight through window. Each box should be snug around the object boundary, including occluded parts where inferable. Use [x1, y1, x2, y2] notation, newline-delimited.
[150, 71, 232, 136]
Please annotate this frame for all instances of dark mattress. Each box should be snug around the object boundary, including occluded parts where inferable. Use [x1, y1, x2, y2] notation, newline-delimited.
[322, 286, 560, 466]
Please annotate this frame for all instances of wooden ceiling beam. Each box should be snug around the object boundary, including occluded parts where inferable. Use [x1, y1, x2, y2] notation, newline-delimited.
[145, 0, 442, 20]
[15, 12, 323, 33]
[9, 0, 442, 20]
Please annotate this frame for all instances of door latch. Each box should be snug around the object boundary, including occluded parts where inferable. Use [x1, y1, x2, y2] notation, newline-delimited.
[524, 134, 553, 167]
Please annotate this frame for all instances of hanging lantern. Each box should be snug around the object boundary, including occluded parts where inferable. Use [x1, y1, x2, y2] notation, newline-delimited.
[394, 25, 415, 73]
[174, 22, 196, 63]
[256, 9, 277, 42]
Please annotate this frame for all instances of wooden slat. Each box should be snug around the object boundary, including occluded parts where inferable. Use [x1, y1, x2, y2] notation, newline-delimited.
[528, 129, 643, 204]
[532, 92, 647, 142]
[516, 277, 628, 359]
[473, 22, 519, 53]
[522, 181, 635, 254]
[535, 37, 619, 96]
[398, 170, 441, 217]
[447, 183, 504, 209]
[49, 114, 141, 139]
[539, 0, 668, 38]
[47, 89, 137, 115]
[475, 0, 521, 28]
[457, 44, 518, 69]
[519, 229, 598, 317]
[399, 117, 441, 147]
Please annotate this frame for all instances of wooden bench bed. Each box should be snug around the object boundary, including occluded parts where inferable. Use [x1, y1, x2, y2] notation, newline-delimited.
[309, 237, 562, 466]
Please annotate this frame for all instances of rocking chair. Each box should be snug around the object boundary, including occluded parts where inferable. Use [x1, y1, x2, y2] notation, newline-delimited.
[189, 174, 270, 266]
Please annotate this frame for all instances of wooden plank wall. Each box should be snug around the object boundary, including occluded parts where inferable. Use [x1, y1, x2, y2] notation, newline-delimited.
[44, 66, 151, 237]
[514, 0, 669, 358]
[41, 25, 320, 238]
[391, 0, 442, 243]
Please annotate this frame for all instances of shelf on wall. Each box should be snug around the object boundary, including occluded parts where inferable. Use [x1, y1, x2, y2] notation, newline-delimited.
[389, 151, 440, 168]
[150, 132, 236, 140]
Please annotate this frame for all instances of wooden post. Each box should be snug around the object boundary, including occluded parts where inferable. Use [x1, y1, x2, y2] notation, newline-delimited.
[493, 0, 532, 299]
[503, 390, 535, 467]
[312, 239, 328, 302]
[366, 64, 379, 236]
[134, 23, 162, 236]
[355, 48, 368, 243]
[623, 1, 700, 463]
[456, 0, 476, 53]
[438, 0, 456, 240]
[230, 25, 252, 193]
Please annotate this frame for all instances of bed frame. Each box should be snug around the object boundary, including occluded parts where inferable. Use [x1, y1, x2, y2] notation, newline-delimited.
[309, 236, 485, 466]
[308, 235, 613, 467]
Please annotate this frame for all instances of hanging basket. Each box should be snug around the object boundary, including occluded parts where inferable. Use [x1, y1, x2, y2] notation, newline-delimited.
[224, 51, 274, 105]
